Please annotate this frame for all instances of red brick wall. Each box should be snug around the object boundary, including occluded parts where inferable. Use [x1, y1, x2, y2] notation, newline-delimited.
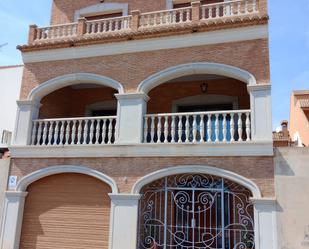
[10, 156, 275, 197]
[50, 0, 268, 25]
[148, 79, 250, 113]
[20, 39, 270, 100]
[39, 86, 116, 118]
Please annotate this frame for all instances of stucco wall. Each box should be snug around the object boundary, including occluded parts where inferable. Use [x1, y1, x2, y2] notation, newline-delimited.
[0, 66, 23, 147]
[275, 147, 309, 249]
[0, 159, 10, 234]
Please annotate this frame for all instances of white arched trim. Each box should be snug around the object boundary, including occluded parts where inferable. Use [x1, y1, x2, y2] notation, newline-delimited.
[132, 165, 261, 198]
[74, 3, 129, 21]
[16, 165, 118, 194]
[28, 73, 124, 101]
[137, 62, 257, 94]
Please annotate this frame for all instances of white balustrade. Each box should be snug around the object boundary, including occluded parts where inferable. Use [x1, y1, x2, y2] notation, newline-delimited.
[201, 0, 258, 20]
[85, 16, 132, 34]
[31, 116, 117, 146]
[35, 23, 78, 41]
[144, 110, 251, 144]
[140, 7, 192, 28]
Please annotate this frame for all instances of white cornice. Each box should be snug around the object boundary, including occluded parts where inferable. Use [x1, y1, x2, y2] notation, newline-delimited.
[9, 141, 274, 158]
[22, 25, 268, 63]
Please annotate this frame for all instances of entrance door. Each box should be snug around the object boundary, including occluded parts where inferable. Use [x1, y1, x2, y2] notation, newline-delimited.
[138, 174, 255, 249]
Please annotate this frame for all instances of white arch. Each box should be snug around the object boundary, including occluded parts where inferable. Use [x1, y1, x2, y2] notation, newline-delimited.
[16, 165, 118, 194]
[132, 165, 262, 198]
[137, 62, 257, 94]
[28, 73, 125, 101]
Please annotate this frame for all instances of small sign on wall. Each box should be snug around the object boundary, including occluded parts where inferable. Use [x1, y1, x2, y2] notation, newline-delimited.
[8, 176, 17, 189]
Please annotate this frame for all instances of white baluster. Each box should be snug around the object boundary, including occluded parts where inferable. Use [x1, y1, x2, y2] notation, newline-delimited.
[216, 5, 220, 18]
[179, 9, 184, 23]
[237, 2, 241, 15]
[185, 115, 190, 143]
[186, 9, 191, 22]
[231, 2, 234, 16]
[215, 114, 219, 142]
[91, 23, 96, 33]
[208, 7, 213, 19]
[95, 119, 101, 144]
[200, 114, 205, 142]
[172, 11, 177, 23]
[42, 122, 48, 145]
[36, 121, 43, 145]
[47, 121, 53, 145]
[109, 21, 113, 31]
[77, 120, 82, 145]
[230, 113, 235, 142]
[222, 114, 227, 142]
[144, 116, 148, 143]
[238, 113, 243, 141]
[245, 0, 248, 14]
[160, 13, 164, 25]
[59, 121, 65, 145]
[246, 112, 251, 141]
[157, 116, 162, 143]
[107, 118, 113, 144]
[253, 0, 257, 12]
[171, 116, 176, 143]
[53, 121, 60, 145]
[207, 114, 212, 142]
[103, 22, 107, 32]
[101, 119, 107, 144]
[89, 119, 95, 144]
[65, 121, 71, 145]
[202, 7, 206, 20]
[82, 120, 89, 145]
[164, 116, 169, 143]
[178, 115, 183, 143]
[150, 116, 155, 143]
[71, 120, 77, 145]
[97, 22, 102, 33]
[31, 122, 38, 145]
[86, 23, 91, 34]
[192, 115, 197, 143]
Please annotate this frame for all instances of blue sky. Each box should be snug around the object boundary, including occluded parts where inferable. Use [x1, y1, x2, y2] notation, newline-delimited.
[0, 1, 308, 128]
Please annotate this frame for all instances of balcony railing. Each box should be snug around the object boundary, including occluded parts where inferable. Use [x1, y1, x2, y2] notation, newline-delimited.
[143, 110, 251, 144]
[31, 116, 117, 146]
[29, 0, 258, 43]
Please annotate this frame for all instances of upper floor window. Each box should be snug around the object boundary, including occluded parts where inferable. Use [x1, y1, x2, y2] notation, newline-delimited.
[84, 12, 123, 21]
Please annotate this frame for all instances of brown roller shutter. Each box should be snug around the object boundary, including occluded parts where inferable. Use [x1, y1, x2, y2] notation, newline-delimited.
[20, 173, 111, 249]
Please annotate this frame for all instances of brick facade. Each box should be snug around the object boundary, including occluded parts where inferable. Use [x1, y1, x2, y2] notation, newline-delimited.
[10, 156, 274, 197]
[20, 38, 270, 100]
[50, 0, 268, 25]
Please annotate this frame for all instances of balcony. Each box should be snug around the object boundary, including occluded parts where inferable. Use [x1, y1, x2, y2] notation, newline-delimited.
[24, 0, 260, 47]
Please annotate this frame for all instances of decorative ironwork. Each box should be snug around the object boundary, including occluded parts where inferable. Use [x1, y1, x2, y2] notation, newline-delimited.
[138, 174, 254, 249]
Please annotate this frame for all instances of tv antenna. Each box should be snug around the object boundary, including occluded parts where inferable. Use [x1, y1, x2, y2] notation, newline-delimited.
[0, 43, 8, 51]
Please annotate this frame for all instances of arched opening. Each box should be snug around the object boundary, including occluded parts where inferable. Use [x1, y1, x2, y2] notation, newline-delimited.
[138, 173, 255, 249]
[143, 72, 251, 143]
[19, 173, 112, 249]
[29, 73, 124, 146]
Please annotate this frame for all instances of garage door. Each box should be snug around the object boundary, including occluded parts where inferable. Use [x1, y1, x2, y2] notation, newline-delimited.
[20, 173, 111, 249]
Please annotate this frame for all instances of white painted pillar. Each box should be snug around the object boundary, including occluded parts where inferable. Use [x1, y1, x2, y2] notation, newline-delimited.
[0, 191, 28, 249]
[13, 100, 41, 146]
[115, 93, 149, 144]
[248, 84, 272, 142]
[108, 194, 141, 249]
[251, 198, 278, 249]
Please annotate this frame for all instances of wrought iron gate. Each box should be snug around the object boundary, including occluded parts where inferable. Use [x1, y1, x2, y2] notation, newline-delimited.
[138, 174, 254, 249]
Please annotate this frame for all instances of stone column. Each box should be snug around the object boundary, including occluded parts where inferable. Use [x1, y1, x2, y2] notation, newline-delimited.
[251, 198, 278, 249]
[131, 10, 141, 31]
[115, 93, 149, 144]
[108, 194, 141, 249]
[0, 191, 28, 249]
[28, 25, 37, 43]
[13, 100, 41, 146]
[247, 84, 272, 142]
[191, 1, 201, 23]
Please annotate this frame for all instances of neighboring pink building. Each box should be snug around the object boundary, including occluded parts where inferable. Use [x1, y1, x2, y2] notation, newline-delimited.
[290, 90, 309, 147]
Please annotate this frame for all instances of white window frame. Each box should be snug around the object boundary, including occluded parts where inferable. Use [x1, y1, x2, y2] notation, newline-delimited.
[74, 3, 129, 21]
[171, 94, 239, 113]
